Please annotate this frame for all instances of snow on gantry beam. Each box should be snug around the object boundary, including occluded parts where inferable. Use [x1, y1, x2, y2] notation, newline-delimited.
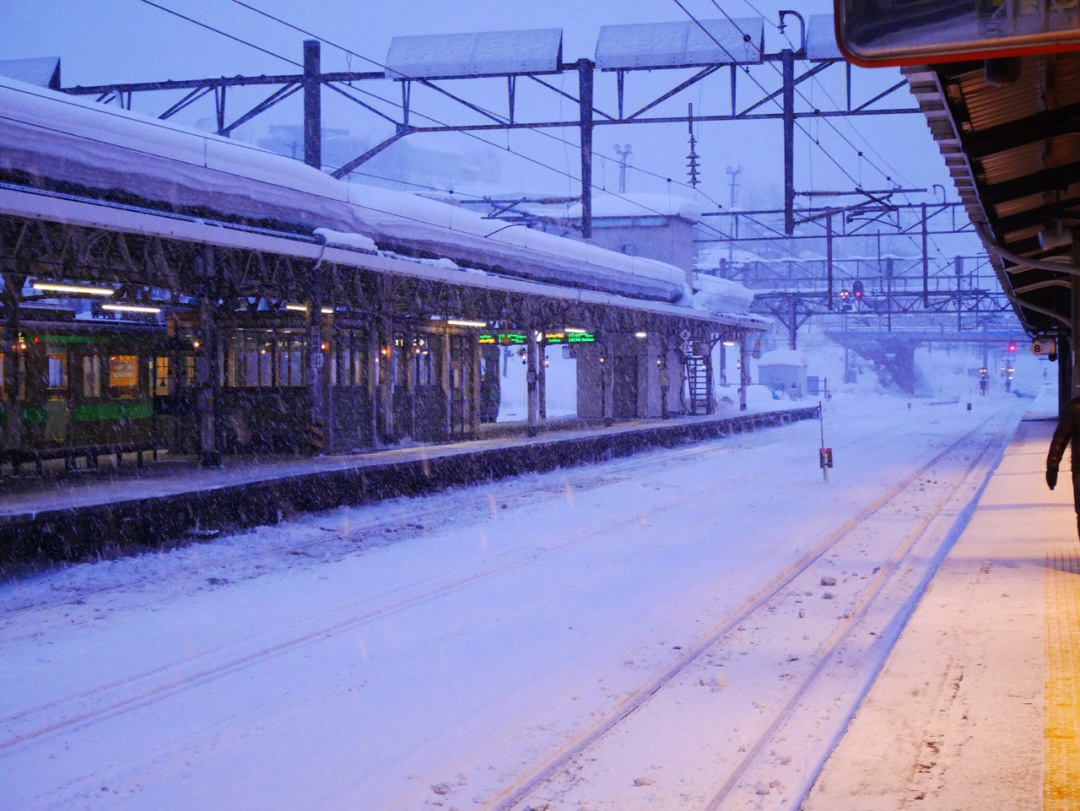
[594, 18, 763, 71]
[806, 15, 842, 61]
[385, 29, 563, 80]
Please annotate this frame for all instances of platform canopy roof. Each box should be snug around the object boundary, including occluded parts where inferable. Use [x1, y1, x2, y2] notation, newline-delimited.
[905, 54, 1080, 336]
[595, 17, 763, 71]
[386, 28, 563, 80]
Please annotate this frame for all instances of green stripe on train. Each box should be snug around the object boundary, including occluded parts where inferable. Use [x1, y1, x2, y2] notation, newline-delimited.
[73, 403, 154, 421]
[0, 403, 153, 424]
[29, 334, 168, 347]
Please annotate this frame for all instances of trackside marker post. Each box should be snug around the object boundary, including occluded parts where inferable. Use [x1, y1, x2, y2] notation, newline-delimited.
[818, 400, 832, 483]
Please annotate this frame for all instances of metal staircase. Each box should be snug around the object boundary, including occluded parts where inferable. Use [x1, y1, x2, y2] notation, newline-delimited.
[683, 352, 711, 416]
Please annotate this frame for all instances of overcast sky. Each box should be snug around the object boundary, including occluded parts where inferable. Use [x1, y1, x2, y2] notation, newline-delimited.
[3, 0, 961, 241]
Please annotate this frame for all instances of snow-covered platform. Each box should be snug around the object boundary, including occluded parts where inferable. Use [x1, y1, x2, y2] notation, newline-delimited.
[0, 406, 817, 561]
[803, 412, 1076, 810]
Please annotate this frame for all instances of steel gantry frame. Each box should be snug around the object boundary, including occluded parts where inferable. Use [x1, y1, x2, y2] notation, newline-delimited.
[691, 196, 1012, 345]
[60, 21, 919, 238]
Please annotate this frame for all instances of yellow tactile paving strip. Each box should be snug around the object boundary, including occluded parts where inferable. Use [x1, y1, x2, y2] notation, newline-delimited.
[1046, 538, 1080, 808]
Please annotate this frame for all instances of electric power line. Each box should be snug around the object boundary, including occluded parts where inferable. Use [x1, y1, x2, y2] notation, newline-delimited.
[223, 0, 761, 237]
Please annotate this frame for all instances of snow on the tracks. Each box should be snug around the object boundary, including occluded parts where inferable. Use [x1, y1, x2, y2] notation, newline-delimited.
[0, 392, 1027, 810]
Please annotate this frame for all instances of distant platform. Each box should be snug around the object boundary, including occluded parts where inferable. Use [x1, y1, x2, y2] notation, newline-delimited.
[0, 406, 818, 562]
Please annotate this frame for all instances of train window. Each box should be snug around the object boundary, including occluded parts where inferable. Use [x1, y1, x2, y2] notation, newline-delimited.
[259, 339, 273, 387]
[108, 355, 139, 394]
[83, 355, 102, 398]
[337, 340, 350, 387]
[358, 336, 371, 384]
[226, 335, 241, 388]
[243, 335, 260, 388]
[155, 357, 171, 397]
[276, 337, 289, 387]
[289, 338, 305, 386]
[46, 353, 68, 394]
[414, 343, 434, 387]
[276, 335, 307, 387]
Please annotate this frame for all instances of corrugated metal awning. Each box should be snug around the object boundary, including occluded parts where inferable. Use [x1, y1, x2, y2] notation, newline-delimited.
[905, 54, 1080, 335]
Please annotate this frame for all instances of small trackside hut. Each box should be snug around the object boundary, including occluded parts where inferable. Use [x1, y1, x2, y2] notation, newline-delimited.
[0, 74, 765, 472]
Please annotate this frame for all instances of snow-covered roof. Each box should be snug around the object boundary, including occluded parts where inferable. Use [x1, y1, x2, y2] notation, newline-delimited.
[0, 57, 59, 88]
[758, 349, 808, 367]
[568, 193, 704, 223]
[386, 29, 562, 79]
[595, 18, 763, 70]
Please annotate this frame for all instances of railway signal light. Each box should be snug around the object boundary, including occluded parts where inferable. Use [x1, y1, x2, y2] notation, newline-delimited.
[852, 280, 864, 299]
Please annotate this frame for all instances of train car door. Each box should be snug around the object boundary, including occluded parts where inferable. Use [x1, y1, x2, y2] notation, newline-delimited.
[43, 344, 70, 445]
[448, 334, 469, 438]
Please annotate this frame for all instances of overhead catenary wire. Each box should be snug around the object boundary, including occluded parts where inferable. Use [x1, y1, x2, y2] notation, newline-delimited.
[133, 0, 740, 242]
[221, 0, 779, 241]
[224, 0, 742, 218]
[679, 0, 961, 270]
[739, 0, 953, 265]
[731, 0, 965, 271]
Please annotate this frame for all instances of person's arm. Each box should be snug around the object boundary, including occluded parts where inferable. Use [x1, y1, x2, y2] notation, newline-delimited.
[1047, 399, 1080, 488]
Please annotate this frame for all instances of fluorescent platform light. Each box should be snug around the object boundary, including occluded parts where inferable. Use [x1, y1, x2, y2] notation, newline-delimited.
[101, 304, 162, 314]
[634, 331, 647, 339]
[564, 327, 587, 334]
[447, 319, 487, 328]
[33, 282, 114, 297]
[285, 304, 308, 312]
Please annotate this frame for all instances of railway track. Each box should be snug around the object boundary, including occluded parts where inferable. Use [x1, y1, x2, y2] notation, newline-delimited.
[0, 401, 1019, 810]
[489, 403, 1019, 811]
[0, 425, 752, 622]
[0, 417, 807, 752]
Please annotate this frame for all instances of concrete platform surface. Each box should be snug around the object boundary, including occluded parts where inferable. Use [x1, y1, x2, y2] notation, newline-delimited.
[803, 416, 1077, 810]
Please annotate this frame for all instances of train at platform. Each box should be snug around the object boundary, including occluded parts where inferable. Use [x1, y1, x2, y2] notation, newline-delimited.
[0, 73, 757, 470]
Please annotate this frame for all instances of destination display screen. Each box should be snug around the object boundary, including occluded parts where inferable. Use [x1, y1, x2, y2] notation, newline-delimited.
[478, 332, 597, 346]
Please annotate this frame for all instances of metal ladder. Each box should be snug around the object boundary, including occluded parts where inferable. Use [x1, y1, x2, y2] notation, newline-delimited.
[683, 353, 711, 415]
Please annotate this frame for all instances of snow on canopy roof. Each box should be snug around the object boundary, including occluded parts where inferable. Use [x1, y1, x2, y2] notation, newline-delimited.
[386, 29, 562, 79]
[758, 349, 808, 367]
[1, 74, 744, 307]
[806, 15, 842, 60]
[568, 193, 704, 223]
[595, 18, 763, 70]
[0, 57, 60, 88]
